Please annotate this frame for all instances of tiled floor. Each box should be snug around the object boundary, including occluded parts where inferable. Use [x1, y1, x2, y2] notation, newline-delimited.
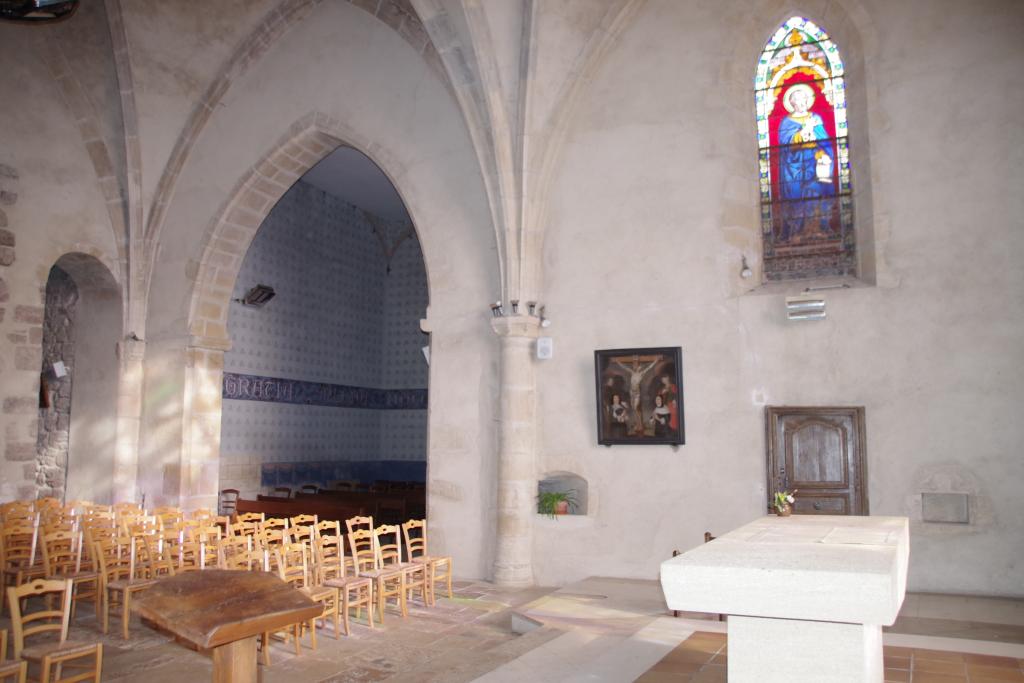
[635, 632, 1024, 683]
[634, 631, 727, 683]
[0, 580, 561, 683]
[3, 579, 1023, 682]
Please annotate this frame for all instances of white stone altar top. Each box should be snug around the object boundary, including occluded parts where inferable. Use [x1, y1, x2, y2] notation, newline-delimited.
[661, 515, 909, 626]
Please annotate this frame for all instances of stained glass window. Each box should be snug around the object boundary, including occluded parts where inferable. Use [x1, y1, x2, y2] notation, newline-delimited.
[755, 17, 855, 280]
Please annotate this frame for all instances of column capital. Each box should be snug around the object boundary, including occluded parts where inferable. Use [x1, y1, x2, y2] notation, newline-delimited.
[188, 334, 232, 352]
[117, 337, 146, 363]
[490, 315, 541, 339]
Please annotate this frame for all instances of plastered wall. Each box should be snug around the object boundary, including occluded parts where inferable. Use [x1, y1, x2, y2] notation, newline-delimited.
[533, 0, 1024, 596]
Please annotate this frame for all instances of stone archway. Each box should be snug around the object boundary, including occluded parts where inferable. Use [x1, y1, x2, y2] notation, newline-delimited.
[37, 253, 122, 503]
[175, 114, 431, 511]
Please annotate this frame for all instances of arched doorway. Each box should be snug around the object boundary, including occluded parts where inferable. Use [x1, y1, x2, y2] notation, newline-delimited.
[37, 253, 121, 503]
[218, 145, 429, 510]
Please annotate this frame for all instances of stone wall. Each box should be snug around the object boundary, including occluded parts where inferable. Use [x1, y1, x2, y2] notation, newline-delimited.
[35, 266, 78, 499]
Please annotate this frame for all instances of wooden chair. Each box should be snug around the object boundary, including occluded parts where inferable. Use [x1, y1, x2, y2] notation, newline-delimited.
[6, 578, 102, 682]
[289, 514, 317, 529]
[1, 502, 33, 524]
[153, 505, 182, 519]
[175, 536, 210, 573]
[282, 542, 337, 645]
[255, 528, 287, 565]
[1, 523, 45, 617]
[402, 519, 453, 605]
[111, 502, 141, 516]
[38, 511, 76, 536]
[0, 627, 22, 682]
[155, 513, 183, 533]
[224, 547, 268, 573]
[0, 630, 26, 683]
[312, 520, 354, 576]
[78, 524, 111, 573]
[345, 515, 373, 537]
[121, 515, 160, 540]
[375, 524, 428, 611]
[259, 517, 289, 534]
[39, 531, 100, 625]
[317, 530, 373, 635]
[272, 487, 292, 499]
[288, 516, 315, 548]
[31, 499, 61, 516]
[213, 516, 232, 538]
[218, 489, 239, 518]
[188, 526, 221, 568]
[299, 485, 319, 495]
[260, 543, 314, 665]
[0, 659, 26, 683]
[349, 528, 403, 623]
[227, 520, 259, 539]
[216, 536, 264, 571]
[288, 524, 314, 549]
[137, 536, 176, 581]
[235, 512, 264, 525]
[92, 536, 157, 640]
[189, 508, 214, 520]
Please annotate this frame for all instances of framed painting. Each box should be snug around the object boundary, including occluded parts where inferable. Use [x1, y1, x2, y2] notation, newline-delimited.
[594, 347, 685, 446]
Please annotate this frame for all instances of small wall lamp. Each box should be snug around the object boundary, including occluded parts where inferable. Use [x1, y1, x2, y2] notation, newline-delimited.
[237, 284, 276, 307]
[740, 256, 753, 279]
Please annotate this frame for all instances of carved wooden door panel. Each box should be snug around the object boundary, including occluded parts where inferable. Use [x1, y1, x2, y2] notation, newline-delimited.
[766, 406, 868, 515]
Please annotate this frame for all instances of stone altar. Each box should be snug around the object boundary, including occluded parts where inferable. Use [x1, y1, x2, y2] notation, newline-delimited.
[660, 515, 909, 682]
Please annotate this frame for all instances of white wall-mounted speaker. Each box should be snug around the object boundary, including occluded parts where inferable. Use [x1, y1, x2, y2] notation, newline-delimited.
[536, 336, 554, 360]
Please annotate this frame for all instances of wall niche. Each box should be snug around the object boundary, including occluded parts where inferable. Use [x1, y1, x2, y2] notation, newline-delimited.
[537, 471, 588, 516]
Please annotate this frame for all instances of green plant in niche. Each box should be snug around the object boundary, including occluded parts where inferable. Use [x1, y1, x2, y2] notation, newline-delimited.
[537, 489, 578, 519]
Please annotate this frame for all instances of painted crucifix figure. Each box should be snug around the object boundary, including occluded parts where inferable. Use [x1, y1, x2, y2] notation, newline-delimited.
[611, 355, 659, 435]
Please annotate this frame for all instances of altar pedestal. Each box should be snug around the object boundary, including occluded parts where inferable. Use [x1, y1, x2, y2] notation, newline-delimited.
[660, 515, 909, 683]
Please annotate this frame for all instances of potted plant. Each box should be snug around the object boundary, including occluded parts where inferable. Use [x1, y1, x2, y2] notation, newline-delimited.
[537, 489, 578, 518]
[774, 489, 797, 516]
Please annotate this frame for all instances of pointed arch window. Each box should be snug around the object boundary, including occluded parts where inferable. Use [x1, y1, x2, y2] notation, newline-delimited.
[756, 17, 854, 281]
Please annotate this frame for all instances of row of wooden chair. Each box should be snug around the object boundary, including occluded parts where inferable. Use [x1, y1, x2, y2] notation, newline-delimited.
[0, 579, 102, 682]
[1, 499, 454, 672]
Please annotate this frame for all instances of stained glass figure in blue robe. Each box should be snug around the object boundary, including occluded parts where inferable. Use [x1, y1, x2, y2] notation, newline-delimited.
[777, 83, 835, 241]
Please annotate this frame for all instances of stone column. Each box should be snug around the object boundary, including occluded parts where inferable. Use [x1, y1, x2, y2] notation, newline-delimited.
[113, 337, 144, 503]
[180, 338, 229, 512]
[490, 314, 540, 587]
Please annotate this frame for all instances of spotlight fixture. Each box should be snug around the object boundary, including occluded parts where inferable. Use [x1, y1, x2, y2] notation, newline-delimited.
[526, 301, 537, 316]
[238, 284, 275, 307]
[539, 306, 551, 328]
[490, 301, 504, 317]
[740, 256, 753, 279]
[0, 0, 79, 23]
[786, 295, 826, 321]
[510, 299, 520, 314]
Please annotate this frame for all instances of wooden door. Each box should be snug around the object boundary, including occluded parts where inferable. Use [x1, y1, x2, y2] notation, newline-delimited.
[766, 406, 868, 515]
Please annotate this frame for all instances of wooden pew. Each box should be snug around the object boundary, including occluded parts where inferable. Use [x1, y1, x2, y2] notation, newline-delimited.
[236, 497, 366, 524]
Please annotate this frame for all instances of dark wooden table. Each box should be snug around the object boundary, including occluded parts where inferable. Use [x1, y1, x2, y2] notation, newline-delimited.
[134, 569, 321, 682]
